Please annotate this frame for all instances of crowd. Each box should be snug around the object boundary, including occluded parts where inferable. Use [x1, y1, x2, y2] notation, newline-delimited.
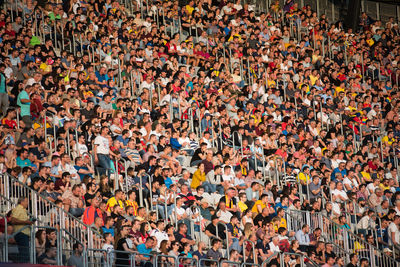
[0, 0, 400, 266]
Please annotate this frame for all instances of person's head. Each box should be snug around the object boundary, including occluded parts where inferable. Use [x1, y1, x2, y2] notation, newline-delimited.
[360, 258, 369, 267]
[73, 243, 83, 254]
[350, 253, 358, 263]
[46, 246, 57, 257]
[178, 222, 187, 234]
[104, 232, 114, 243]
[18, 197, 29, 209]
[211, 238, 222, 249]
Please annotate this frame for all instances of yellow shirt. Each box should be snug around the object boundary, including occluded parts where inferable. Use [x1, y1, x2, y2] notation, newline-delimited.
[190, 169, 206, 189]
[11, 204, 30, 236]
[309, 74, 318, 85]
[238, 201, 248, 213]
[335, 86, 345, 96]
[298, 172, 310, 184]
[379, 183, 390, 191]
[382, 135, 394, 145]
[185, 5, 194, 15]
[361, 171, 371, 182]
[273, 218, 287, 231]
[106, 197, 124, 212]
[251, 200, 266, 214]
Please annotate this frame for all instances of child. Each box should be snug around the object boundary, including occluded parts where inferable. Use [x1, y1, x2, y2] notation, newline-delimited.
[102, 233, 114, 267]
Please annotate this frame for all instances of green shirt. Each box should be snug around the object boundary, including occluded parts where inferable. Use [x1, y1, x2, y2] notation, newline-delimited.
[17, 90, 30, 117]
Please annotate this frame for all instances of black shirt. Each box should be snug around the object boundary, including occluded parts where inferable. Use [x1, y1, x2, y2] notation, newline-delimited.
[174, 231, 193, 244]
[253, 213, 270, 227]
[116, 238, 129, 266]
[205, 222, 226, 240]
[190, 148, 204, 165]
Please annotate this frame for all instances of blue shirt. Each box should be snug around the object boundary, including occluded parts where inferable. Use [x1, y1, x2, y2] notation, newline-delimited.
[17, 90, 30, 117]
[16, 157, 31, 167]
[0, 73, 6, 94]
[101, 226, 114, 236]
[331, 167, 347, 181]
[137, 243, 152, 258]
[295, 230, 310, 245]
[170, 138, 182, 150]
[164, 177, 173, 189]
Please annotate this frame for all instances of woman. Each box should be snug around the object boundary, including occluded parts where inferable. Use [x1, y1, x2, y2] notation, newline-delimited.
[138, 223, 150, 244]
[35, 230, 46, 258]
[243, 222, 254, 239]
[180, 242, 193, 258]
[190, 162, 206, 190]
[99, 176, 113, 200]
[115, 226, 135, 267]
[241, 209, 253, 229]
[158, 240, 173, 266]
[168, 241, 180, 259]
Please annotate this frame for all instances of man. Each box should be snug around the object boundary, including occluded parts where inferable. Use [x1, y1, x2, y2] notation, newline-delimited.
[17, 84, 32, 128]
[106, 189, 125, 212]
[346, 253, 358, 267]
[67, 243, 84, 267]
[0, 63, 9, 116]
[150, 220, 168, 249]
[16, 148, 31, 168]
[94, 127, 120, 176]
[11, 197, 34, 263]
[309, 176, 322, 200]
[83, 197, 103, 226]
[174, 222, 195, 246]
[295, 224, 311, 252]
[38, 246, 58, 265]
[136, 237, 155, 265]
[205, 214, 226, 240]
[63, 184, 85, 217]
[227, 215, 243, 252]
[206, 238, 222, 261]
[388, 215, 400, 247]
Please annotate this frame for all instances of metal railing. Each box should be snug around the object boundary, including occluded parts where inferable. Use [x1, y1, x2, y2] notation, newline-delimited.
[286, 209, 400, 266]
[0, 173, 103, 255]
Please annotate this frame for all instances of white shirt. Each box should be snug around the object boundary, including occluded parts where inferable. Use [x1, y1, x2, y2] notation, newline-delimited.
[222, 174, 234, 182]
[150, 229, 169, 249]
[332, 189, 348, 202]
[388, 222, 399, 246]
[94, 135, 110, 154]
[217, 209, 232, 224]
[77, 143, 88, 155]
[268, 241, 281, 253]
[102, 243, 114, 267]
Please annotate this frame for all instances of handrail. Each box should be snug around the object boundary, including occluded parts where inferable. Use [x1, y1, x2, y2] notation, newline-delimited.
[30, 225, 61, 265]
[155, 253, 178, 267]
[242, 239, 256, 265]
[190, 204, 202, 243]
[1, 173, 103, 250]
[286, 209, 399, 265]
[260, 252, 279, 267]
[216, 221, 229, 259]
[178, 255, 197, 267]
[220, 259, 240, 266]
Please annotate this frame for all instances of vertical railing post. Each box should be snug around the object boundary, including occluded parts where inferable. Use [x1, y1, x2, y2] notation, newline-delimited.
[376, 2, 380, 20]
